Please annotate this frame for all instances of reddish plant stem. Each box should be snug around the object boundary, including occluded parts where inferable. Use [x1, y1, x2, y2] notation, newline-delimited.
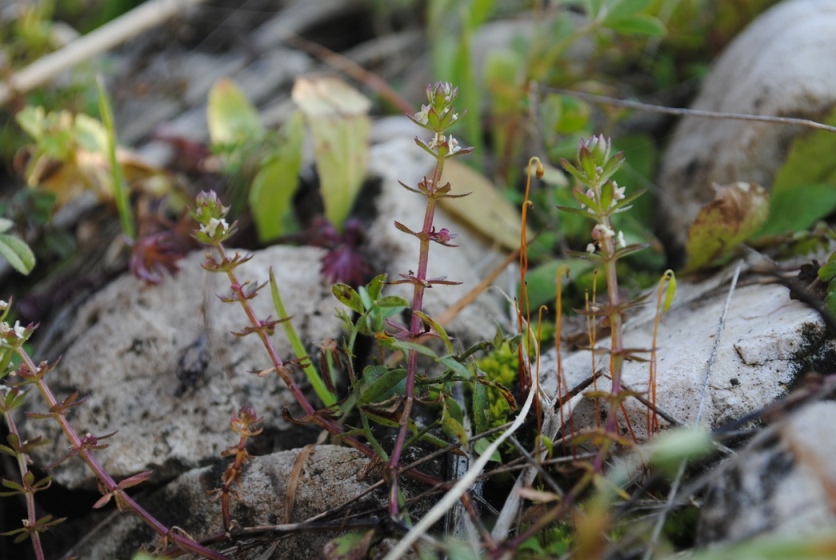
[16, 350, 227, 560]
[209, 245, 443, 489]
[2, 407, 46, 560]
[387, 157, 445, 516]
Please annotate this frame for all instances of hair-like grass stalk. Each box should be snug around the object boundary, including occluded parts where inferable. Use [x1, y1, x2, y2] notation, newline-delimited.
[0, 320, 227, 559]
[385, 82, 472, 517]
[648, 270, 676, 437]
[269, 270, 336, 407]
[96, 74, 135, 241]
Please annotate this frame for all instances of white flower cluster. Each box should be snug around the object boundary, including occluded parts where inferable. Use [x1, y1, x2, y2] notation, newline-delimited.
[586, 224, 626, 254]
[200, 217, 229, 238]
[428, 132, 462, 154]
[0, 320, 26, 340]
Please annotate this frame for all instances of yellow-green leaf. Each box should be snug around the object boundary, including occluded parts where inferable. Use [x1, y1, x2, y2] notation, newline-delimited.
[0, 233, 35, 275]
[207, 78, 264, 146]
[292, 76, 371, 230]
[684, 182, 769, 273]
[438, 159, 530, 251]
[248, 111, 304, 241]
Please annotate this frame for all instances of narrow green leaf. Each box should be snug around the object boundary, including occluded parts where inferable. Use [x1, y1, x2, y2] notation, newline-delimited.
[367, 274, 387, 301]
[376, 295, 409, 309]
[472, 380, 490, 434]
[414, 311, 453, 354]
[473, 437, 501, 462]
[663, 270, 677, 313]
[358, 368, 407, 405]
[0, 234, 35, 275]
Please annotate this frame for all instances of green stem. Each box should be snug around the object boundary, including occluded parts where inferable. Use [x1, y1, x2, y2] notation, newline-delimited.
[96, 75, 135, 241]
[269, 270, 336, 407]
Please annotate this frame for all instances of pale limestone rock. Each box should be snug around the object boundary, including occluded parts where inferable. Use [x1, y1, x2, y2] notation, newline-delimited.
[26, 246, 342, 489]
[62, 446, 386, 559]
[538, 263, 834, 440]
[658, 0, 836, 248]
[698, 401, 836, 544]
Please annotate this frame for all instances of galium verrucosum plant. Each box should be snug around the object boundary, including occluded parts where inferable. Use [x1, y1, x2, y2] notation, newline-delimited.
[558, 136, 649, 460]
[384, 82, 473, 516]
[192, 191, 443, 486]
[209, 405, 262, 531]
[0, 300, 227, 560]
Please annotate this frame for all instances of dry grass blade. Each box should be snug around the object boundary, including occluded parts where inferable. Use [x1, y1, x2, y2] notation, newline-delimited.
[541, 85, 836, 134]
[383, 384, 538, 560]
[642, 260, 743, 560]
[0, 0, 208, 106]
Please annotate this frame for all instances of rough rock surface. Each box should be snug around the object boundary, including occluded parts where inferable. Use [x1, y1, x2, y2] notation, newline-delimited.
[538, 263, 836, 439]
[698, 401, 836, 545]
[657, 0, 836, 248]
[61, 446, 385, 559]
[25, 246, 342, 489]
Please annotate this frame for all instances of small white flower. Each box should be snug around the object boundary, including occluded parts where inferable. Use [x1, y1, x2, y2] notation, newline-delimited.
[613, 182, 626, 201]
[616, 230, 626, 249]
[586, 242, 597, 254]
[452, 112, 459, 121]
[12, 321, 25, 339]
[428, 132, 446, 150]
[593, 223, 615, 239]
[0, 322, 9, 335]
[0, 300, 7, 310]
[200, 217, 229, 238]
[414, 104, 431, 125]
[448, 136, 461, 154]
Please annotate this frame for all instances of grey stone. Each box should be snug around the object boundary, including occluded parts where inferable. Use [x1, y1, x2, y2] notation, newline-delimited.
[538, 262, 833, 440]
[698, 401, 836, 545]
[24, 245, 344, 489]
[657, 0, 836, 248]
[61, 445, 386, 559]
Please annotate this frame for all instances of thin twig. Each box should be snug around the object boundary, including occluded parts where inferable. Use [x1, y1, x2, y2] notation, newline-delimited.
[0, 0, 207, 106]
[540, 86, 836, 134]
[642, 260, 743, 560]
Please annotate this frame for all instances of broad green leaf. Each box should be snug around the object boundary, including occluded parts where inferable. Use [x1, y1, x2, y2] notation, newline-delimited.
[74, 113, 109, 153]
[0, 219, 12, 233]
[333, 284, 364, 314]
[604, 14, 666, 37]
[0, 234, 35, 275]
[758, 184, 836, 237]
[438, 159, 530, 251]
[322, 530, 375, 560]
[443, 399, 468, 445]
[606, 0, 652, 19]
[207, 78, 264, 146]
[523, 259, 594, 310]
[771, 106, 836, 190]
[292, 76, 371, 230]
[684, 182, 769, 273]
[248, 111, 304, 241]
[16, 106, 45, 139]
